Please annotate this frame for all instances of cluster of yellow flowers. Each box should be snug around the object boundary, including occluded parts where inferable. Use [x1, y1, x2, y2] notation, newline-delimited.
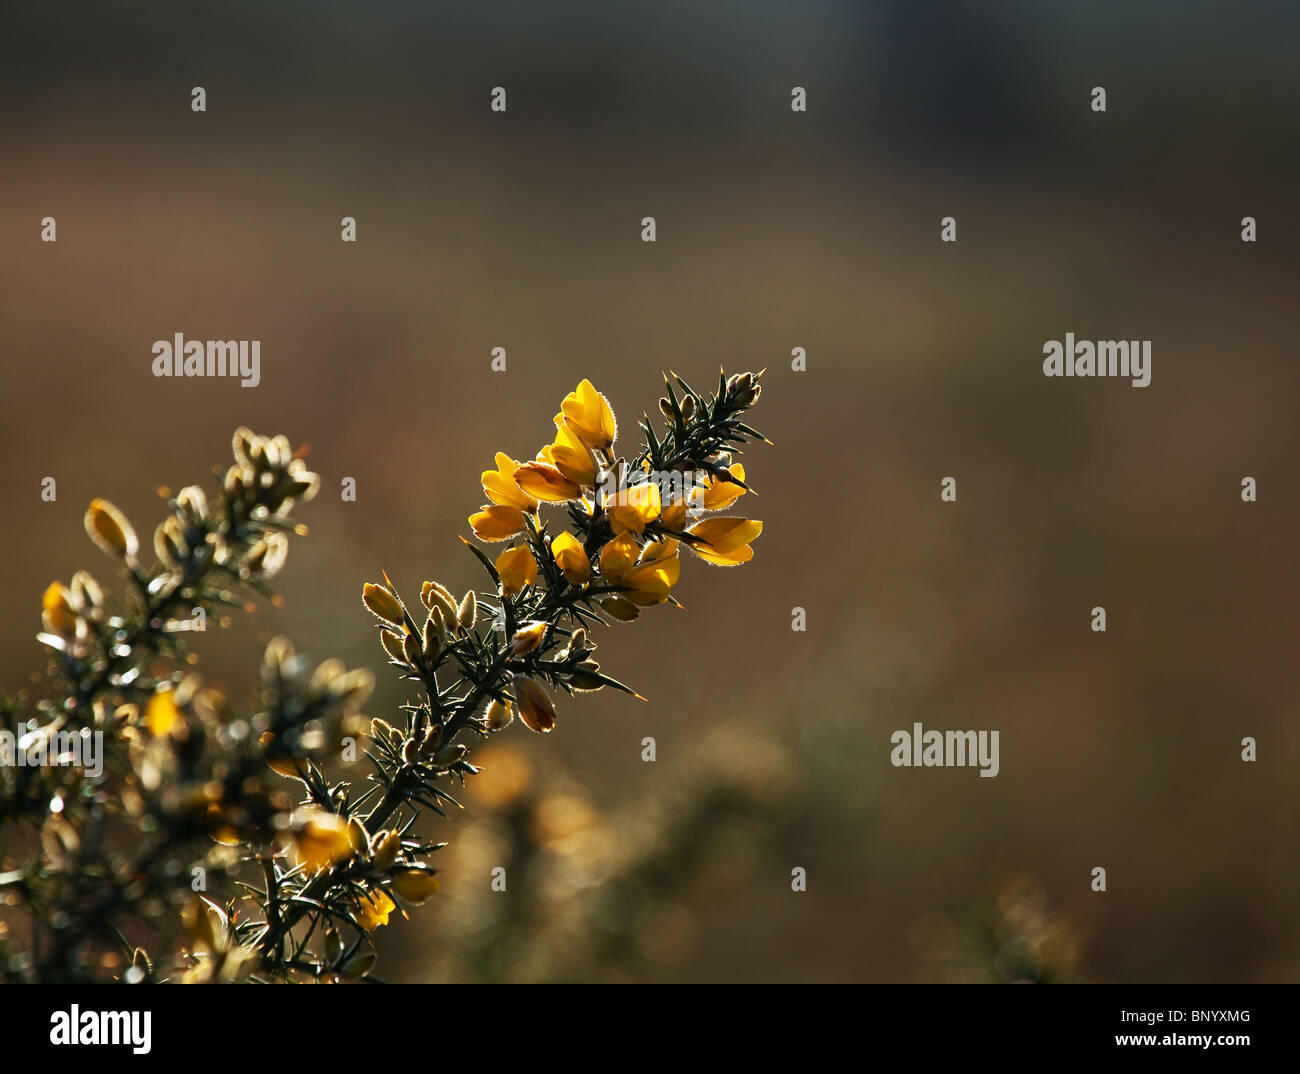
[468, 377, 764, 624]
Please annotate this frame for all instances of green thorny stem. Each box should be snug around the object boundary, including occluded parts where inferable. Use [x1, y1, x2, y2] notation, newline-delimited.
[1, 371, 766, 983]
[255, 369, 768, 972]
[1, 430, 371, 982]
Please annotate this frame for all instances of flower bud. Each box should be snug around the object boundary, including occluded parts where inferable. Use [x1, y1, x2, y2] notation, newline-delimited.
[434, 743, 468, 768]
[510, 620, 547, 655]
[85, 499, 138, 560]
[420, 580, 459, 623]
[457, 590, 477, 630]
[362, 582, 405, 626]
[485, 698, 514, 731]
[402, 632, 422, 668]
[601, 595, 640, 621]
[513, 677, 557, 733]
[379, 629, 406, 663]
[341, 950, 378, 981]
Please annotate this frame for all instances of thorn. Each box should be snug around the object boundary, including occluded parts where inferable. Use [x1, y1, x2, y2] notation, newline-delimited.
[632, 691, 648, 702]
[382, 569, 395, 589]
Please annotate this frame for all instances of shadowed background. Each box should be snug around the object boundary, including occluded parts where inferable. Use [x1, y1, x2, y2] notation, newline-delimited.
[1, 1, 1298, 981]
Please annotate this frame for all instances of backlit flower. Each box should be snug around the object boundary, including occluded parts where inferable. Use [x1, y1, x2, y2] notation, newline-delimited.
[606, 481, 661, 536]
[559, 378, 617, 454]
[542, 419, 600, 487]
[690, 463, 748, 511]
[481, 452, 538, 513]
[495, 545, 538, 597]
[685, 517, 763, 566]
[550, 531, 591, 584]
[469, 504, 529, 541]
[353, 889, 397, 931]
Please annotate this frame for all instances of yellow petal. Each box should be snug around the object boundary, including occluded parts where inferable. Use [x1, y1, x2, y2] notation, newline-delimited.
[560, 378, 617, 453]
[495, 545, 538, 597]
[621, 557, 681, 605]
[291, 811, 356, 872]
[391, 867, 440, 905]
[543, 422, 600, 486]
[354, 889, 397, 931]
[692, 464, 747, 511]
[606, 482, 661, 536]
[145, 689, 182, 737]
[598, 533, 639, 583]
[469, 505, 528, 541]
[550, 531, 591, 584]
[660, 502, 688, 532]
[41, 582, 78, 636]
[482, 453, 538, 512]
[515, 461, 583, 503]
[686, 517, 763, 553]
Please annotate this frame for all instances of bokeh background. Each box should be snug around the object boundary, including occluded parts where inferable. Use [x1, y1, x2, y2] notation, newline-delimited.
[2, 2, 1298, 982]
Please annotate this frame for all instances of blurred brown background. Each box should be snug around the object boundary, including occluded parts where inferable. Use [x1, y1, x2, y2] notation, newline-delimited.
[2, 2, 1298, 981]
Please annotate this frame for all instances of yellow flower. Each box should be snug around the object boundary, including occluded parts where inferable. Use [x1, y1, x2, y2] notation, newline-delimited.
[353, 889, 397, 931]
[145, 689, 183, 737]
[690, 463, 747, 511]
[373, 829, 402, 872]
[550, 531, 591, 584]
[514, 460, 583, 503]
[41, 582, 78, 636]
[606, 481, 661, 536]
[542, 419, 600, 487]
[495, 545, 538, 597]
[290, 811, 357, 872]
[686, 517, 763, 566]
[559, 378, 617, 455]
[482, 452, 537, 513]
[513, 676, 556, 733]
[510, 620, 547, 654]
[469, 504, 529, 542]
[390, 867, 440, 905]
[598, 533, 640, 582]
[659, 501, 688, 533]
[620, 540, 681, 605]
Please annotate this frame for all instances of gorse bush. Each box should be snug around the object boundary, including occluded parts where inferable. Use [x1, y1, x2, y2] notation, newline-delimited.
[0, 369, 767, 983]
